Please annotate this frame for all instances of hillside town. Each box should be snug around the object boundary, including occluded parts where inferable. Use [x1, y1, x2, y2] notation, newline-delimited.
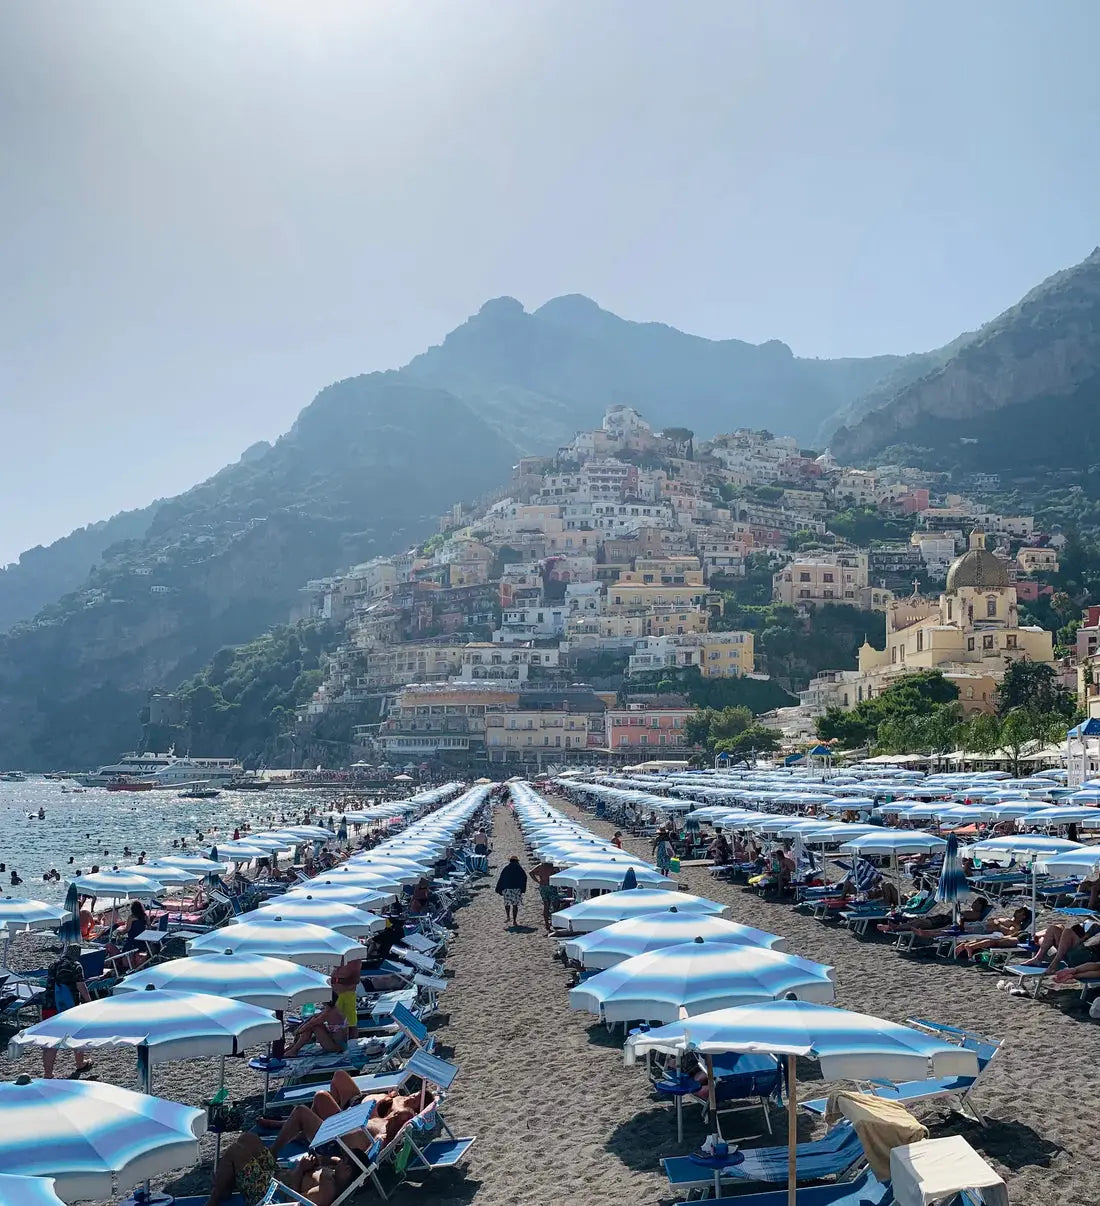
[260, 405, 1087, 773]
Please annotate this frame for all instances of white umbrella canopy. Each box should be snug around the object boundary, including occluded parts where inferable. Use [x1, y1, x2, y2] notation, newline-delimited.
[254, 895, 387, 936]
[550, 861, 667, 891]
[196, 915, 370, 966]
[304, 868, 405, 894]
[552, 889, 728, 934]
[68, 871, 163, 899]
[0, 1172, 66, 1206]
[214, 842, 271, 862]
[152, 855, 227, 874]
[569, 939, 836, 1023]
[8, 990, 280, 1064]
[120, 865, 199, 888]
[0, 898, 67, 932]
[115, 953, 331, 1011]
[565, 911, 787, 969]
[285, 882, 396, 910]
[0, 1078, 206, 1201]
[277, 826, 337, 841]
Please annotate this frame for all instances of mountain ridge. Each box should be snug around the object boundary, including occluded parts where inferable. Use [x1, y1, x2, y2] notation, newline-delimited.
[832, 248, 1100, 463]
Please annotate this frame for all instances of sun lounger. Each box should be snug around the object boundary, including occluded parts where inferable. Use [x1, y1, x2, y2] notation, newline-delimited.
[269, 1048, 460, 1112]
[663, 1120, 862, 1197]
[804, 1020, 1002, 1127]
[671, 1166, 891, 1206]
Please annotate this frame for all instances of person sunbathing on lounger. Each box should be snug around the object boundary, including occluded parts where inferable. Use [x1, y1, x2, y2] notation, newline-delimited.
[1016, 920, 1100, 975]
[878, 895, 991, 935]
[283, 995, 349, 1057]
[204, 1130, 356, 1206]
[954, 907, 1032, 960]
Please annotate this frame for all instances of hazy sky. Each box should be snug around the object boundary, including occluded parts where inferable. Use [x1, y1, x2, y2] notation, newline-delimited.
[3, 1, 1098, 564]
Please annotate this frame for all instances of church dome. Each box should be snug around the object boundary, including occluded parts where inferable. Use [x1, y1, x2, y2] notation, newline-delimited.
[946, 532, 1010, 592]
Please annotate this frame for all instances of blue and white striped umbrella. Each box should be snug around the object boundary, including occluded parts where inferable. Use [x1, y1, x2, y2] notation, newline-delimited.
[970, 835, 1087, 921]
[935, 832, 967, 916]
[120, 864, 199, 888]
[564, 910, 787, 970]
[551, 861, 667, 891]
[285, 881, 395, 910]
[0, 1173, 65, 1206]
[1026, 806, 1100, 828]
[151, 855, 226, 874]
[552, 889, 727, 934]
[569, 938, 835, 1023]
[838, 831, 947, 857]
[201, 914, 370, 966]
[622, 998, 978, 1201]
[253, 895, 387, 936]
[0, 897, 67, 932]
[0, 1078, 206, 1201]
[214, 841, 272, 862]
[115, 953, 331, 1010]
[8, 990, 280, 1065]
[67, 870, 163, 899]
[623, 998, 978, 1081]
[1037, 847, 1100, 878]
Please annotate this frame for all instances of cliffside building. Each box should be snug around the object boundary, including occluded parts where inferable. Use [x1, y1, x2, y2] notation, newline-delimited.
[850, 532, 1054, 713]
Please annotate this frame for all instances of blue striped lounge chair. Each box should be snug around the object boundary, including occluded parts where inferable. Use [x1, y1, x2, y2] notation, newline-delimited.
[671, 1166, 891, 1206]
[663, 1119, 862, 1198]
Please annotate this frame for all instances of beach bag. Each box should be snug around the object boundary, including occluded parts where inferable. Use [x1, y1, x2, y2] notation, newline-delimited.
[668, 857, 681, 873]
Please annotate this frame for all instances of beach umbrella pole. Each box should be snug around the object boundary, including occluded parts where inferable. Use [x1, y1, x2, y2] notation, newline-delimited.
[787, 1054, 797, 1206]
[706, 1055, 717, 1142]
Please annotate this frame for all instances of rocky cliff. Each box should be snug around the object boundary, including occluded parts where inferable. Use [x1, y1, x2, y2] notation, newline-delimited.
[831, 249, 1100, 464]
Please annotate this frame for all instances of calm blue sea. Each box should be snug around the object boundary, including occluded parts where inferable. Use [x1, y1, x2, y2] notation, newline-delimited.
[0, 779, 335, 902]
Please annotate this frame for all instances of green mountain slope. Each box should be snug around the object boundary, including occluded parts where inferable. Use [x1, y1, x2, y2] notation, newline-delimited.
[0, 505, 162, 634]
[0, 376, 519, 768]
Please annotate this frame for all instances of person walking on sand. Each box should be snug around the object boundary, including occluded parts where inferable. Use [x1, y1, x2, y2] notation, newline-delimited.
[495, 855, 528, 928]
[529, 858, 561, 933]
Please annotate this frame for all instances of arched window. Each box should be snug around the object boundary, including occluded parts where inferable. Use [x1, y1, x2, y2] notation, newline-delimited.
[986, 595, 997, 618]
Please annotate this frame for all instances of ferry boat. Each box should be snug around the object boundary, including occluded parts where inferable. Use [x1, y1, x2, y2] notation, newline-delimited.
[79, 752, 244, 788]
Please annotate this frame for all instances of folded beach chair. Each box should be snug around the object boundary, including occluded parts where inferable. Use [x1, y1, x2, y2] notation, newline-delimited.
[671, 1166, 891, 1206]
[663, 1119, 862, 1198]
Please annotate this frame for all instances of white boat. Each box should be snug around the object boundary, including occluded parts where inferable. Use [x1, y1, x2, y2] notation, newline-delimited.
[78, 752, 243, 788]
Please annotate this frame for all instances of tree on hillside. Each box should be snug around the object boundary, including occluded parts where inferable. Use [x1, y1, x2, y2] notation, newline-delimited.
[816, 670, 959, 749]
[995, 660, 1077, 721]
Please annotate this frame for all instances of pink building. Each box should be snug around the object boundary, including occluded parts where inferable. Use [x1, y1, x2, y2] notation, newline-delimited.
[605, 706, 693, 750]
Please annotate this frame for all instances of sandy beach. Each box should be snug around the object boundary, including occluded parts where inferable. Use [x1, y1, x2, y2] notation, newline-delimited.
[2, 792, 1095, 1206]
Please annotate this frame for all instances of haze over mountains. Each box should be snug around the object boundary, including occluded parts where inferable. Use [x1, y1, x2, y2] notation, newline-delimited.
[1, 248, 1098, 766]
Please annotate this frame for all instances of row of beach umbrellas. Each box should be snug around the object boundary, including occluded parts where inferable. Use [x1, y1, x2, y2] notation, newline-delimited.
[1, 781, 486, 1202]
[512, 777, 981, 1205]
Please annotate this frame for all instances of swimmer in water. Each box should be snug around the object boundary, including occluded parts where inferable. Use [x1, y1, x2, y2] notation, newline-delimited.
[68, 856, 75, 864]
[10, 871, 21, 886]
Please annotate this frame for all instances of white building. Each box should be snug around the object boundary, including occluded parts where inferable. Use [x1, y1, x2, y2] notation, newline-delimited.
[493, 605, 568, 643]
[457, 642, 561, 683]
[565, 580, 603, 615]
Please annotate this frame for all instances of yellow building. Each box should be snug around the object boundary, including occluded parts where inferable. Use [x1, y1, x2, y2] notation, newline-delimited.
[485, 709, 589, 760]
[854, 533, 1054, 713]
[628, 631, 754, 678]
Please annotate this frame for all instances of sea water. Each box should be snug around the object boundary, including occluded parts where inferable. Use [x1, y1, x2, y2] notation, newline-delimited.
[0, 779, 334, 902]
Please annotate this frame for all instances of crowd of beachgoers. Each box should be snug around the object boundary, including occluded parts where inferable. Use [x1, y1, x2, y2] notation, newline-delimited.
[2, 765, 1098, 1205]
